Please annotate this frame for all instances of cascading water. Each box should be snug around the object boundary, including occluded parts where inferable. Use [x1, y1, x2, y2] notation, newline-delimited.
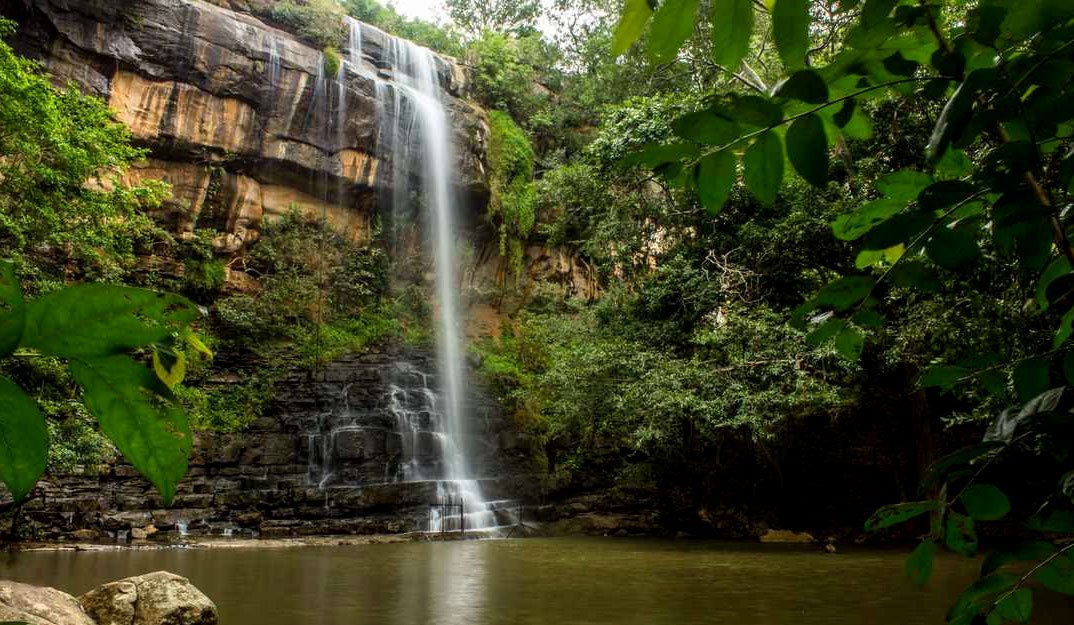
[376, 34, 501, 532]
[278, 20, 511, 532]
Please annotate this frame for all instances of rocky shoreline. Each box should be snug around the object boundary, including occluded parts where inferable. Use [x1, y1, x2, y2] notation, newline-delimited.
[0, 571, 218, 625]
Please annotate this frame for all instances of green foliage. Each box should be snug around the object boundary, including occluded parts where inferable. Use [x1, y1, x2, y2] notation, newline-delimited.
[343, 0, 463, 56]
[269, 0, 346, 49]
[0, 260, 201, 504]
[604, 0, 1074, 603]
[323, 46, 342, 77]
[446, 0, 539, 36]
[466, 31, 554, 122]
[487, 110, 537, 281]
[0, 20, 167, 287]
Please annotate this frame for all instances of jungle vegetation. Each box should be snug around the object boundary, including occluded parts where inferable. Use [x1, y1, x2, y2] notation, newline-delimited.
[0, 0, 1072, 621]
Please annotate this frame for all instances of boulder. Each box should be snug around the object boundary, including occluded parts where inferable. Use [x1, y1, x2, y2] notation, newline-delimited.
[79, 571, 218, 625]
[0, 580, 96, 625]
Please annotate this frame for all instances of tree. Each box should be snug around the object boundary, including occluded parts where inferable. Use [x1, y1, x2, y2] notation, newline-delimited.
[447, 0, 541, 36]
[612, 0, 1074, 621]
[0, 20, 166, 287]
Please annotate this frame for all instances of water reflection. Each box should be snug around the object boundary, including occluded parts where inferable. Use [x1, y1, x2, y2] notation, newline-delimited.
[1, 538, 1072, 625]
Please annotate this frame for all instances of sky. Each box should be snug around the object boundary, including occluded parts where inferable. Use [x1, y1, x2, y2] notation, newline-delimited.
[389, 0, 447, 23]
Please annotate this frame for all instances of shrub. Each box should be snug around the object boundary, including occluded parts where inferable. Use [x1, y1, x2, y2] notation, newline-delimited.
[269, 0, 346, 49]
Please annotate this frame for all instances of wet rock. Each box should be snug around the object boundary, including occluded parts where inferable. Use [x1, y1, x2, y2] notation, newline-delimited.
[71, 528, 101, 541]
[79, 571, 217, 625]
[0, 581, 95, 625]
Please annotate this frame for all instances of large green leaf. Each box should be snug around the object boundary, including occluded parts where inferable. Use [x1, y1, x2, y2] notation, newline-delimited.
[621, 142, 700, 169]
[0, 261, 25, 358]
[785, 114, 829, 187]
[835, 325, 864, 361]
[832, 199, 905, 241]
[960, 484, 1010, 521]
[743, 131, 783, 206]
[864, 500, 938, 531]
[721, 95, 783, 127]
[1036, 550, 1074, 595]
[611, 0, 654, 56]
[926, 227, 980, 270]
[22, 285, 199, 359]
[993, 588, 1033, 624]
[0, 376, 48, 502]
[772, 0, 810, 69]
[923, 441, 1005, 487]
[69, 355, 192, 504]
[919, 364, 970, 390]
[906, 539, 937, 586]
[812, 275, 874, 311]
[981, 541, 1056, 576]
[876, 170, 933, 201]
[696, 150, 736, 214]
[772, 69, 829, 104]
[1036, 257, 1072, 311]
[1012, 357, 1050, 403]
[711, 0, 754, 69]
[647, 0, 699, 63]
[672, 111, 741, 145]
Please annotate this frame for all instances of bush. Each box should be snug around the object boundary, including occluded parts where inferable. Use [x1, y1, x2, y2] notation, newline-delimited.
[487, 110, 536, 281]
[269, 0, 346, 49]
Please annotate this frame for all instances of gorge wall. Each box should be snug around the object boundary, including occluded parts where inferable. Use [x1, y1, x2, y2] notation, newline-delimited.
[0, 0, 566, 539]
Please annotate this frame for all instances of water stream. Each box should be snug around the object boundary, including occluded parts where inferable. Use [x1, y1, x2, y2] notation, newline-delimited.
[289, 20, 501, 530]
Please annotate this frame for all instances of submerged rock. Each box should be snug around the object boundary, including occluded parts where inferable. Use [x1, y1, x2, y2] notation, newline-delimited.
[0, 580, 95, 625]
[79, 571, 218, 625]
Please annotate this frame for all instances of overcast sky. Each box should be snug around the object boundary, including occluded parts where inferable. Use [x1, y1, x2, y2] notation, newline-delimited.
[390, 0, 447, 23]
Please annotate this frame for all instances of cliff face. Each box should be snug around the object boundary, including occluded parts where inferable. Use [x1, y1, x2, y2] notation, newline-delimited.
[7, 0, 490, 260]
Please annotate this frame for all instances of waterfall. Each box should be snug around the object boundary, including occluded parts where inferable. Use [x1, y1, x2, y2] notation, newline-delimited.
[377, 35, 496, 531]
[265, 19, 508, 531]
[346, 16, 362, 66]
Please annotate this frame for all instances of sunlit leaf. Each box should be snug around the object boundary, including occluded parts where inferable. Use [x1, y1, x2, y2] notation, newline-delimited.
[772, 0, 810, 69]
[835, 325, 864, 360]
[647, 0, 699, 63]
[69, 355, 192, 504]
[22, 285, 199, 359]
[711, 0, 754, 69]
[0, 376, 47, 502]
[611, 0, 654, 56]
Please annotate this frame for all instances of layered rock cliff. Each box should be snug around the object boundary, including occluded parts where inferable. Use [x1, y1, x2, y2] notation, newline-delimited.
[6, 0, 490, 261]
